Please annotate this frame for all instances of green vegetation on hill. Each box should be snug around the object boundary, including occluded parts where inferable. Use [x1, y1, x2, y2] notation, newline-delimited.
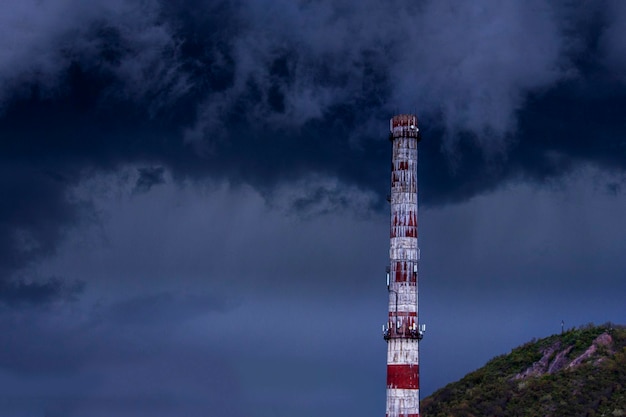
[422, 323, 626, 417]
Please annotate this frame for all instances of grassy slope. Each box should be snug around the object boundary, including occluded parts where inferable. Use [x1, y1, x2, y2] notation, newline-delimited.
[422, 324, 626, 417]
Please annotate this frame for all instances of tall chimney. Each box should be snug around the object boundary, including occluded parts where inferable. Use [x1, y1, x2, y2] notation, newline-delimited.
[383, 114, 424, 417]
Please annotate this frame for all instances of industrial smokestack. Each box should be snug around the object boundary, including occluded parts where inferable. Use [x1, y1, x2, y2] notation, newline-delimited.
[383, 114, 423, 417]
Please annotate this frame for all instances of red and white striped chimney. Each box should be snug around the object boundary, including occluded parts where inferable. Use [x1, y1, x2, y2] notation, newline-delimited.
[383, 114, 424, 417]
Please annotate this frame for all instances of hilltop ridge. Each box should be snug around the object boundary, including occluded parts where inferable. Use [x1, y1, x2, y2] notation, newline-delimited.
[422, 323, 626, 417]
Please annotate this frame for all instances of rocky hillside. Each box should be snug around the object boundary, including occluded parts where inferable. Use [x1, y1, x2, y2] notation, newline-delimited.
[422, 323, 626, 417]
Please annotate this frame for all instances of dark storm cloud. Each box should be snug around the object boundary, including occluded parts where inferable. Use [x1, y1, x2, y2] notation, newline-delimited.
[0, 165, 73, 274]
[0, 287, 246, 417]
[1, 3, 625, 416]
[0, 0, 189, 293]
[0, 162, 90, 303]
[99, 291, 226, 326]
[1, 0, 626, 294]
[599, 1, 626, 80]
[52, 177, 385, 295]
[134, 166, 166, 193]
[30, 172, 624, 412]
[0, 0, 187, 105]
[0, 277, 83, 307]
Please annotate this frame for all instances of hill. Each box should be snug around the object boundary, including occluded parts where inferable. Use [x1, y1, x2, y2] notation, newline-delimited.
[422, 323, 626, 417]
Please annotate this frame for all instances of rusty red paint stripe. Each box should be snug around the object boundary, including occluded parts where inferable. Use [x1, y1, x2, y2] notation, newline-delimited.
[390, 226, 417, 238]
[391, 114, 418, 128]
[392, 270, 417, 283]
[388, 311, 417, 317]
[386, 364, 419, 389]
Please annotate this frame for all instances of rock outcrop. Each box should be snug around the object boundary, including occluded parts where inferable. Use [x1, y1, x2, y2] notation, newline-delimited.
[514, 332, 614, 380]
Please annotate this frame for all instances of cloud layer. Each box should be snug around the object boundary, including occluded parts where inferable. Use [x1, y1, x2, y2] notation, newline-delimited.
[0, 0, 623, 303]
[0, 2, 626, 415]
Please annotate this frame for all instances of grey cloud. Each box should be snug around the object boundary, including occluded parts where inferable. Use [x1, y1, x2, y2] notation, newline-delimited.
[43, 174, 386, 297]
[0, 291, 245, 417]
[395, 1, 569, 150]
[0, 0, 185, 107]
[186, 0, 573, 149]
[3, 167, 625, 415]
[0, 164, 85, 279]
[0, 2, 625, 416]
[0, 277, 83, 308]
[600, 0, 626, 80]
[1, 0, 625, 292]
[133, 166, 166, 194]
[0, 0, 620, 153]
[98, 291, 226, 326]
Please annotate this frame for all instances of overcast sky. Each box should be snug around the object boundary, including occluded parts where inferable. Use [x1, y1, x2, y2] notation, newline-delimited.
[1, 1, 626, 416]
